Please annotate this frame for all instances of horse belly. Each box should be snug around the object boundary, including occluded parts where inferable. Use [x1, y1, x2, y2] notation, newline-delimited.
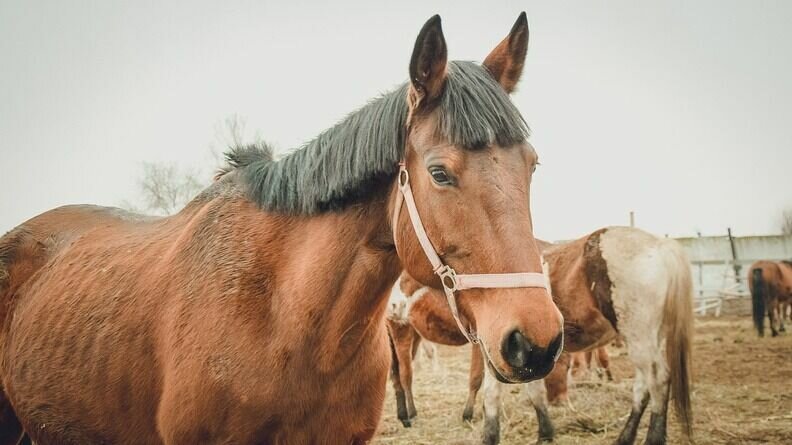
[1, 277, 163, 444]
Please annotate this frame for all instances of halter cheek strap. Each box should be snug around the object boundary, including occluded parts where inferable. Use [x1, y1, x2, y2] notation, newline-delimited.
[392, 163, 549, 347]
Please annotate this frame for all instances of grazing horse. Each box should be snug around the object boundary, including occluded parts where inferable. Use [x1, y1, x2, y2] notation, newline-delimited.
[749, 260, 792, 337]
[388, 227, 693, 445]
[0, 14, 564, 445]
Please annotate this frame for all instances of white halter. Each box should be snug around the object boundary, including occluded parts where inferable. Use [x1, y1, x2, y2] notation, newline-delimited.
[392, 163, 549, 346]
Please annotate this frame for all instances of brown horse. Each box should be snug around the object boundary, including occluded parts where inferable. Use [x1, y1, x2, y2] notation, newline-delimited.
[749, 260, 792, 337]
[0, 13, 563, 445]
[388, 227, 693, 445]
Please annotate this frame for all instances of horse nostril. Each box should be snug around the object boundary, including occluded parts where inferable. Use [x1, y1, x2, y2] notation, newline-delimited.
[503, 330, 532, 368]
[501, 330, 565, 378]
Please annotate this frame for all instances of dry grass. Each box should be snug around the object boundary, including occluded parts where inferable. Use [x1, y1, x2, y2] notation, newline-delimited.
[374, 316, 792, 444]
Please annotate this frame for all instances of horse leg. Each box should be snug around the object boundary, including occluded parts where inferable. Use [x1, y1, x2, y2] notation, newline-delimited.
[544, 352, 570, 405]
[481, 368, 501, 445]
[786, 301, 792, 327]
[388, 332, 411, 427]
[522, 379, 555, 444]
[615, 366, 649, 445]
[410, 328, 423, 371]
[463, 345, 484, 422]
[421, 341, 440, 372]
[778, 301, 787, 332]
[402, 331, 419, 419]
[591, 348, 602, 380]
[768, 298, 780, 337]
[0, 392, 25, 445]
[569, 352, 585, 379]
[643, 359, 671, 445]
[597, 347, 614, 382]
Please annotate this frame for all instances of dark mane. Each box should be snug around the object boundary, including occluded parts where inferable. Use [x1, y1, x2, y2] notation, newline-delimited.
[223, 61, 530, 214]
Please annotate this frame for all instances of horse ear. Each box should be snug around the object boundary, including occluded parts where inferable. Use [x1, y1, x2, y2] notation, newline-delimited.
[483, 12, 529, 94]
[409, 15, 448, 109]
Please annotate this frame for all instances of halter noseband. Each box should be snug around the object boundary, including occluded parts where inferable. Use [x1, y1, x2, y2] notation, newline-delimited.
[392, 162, 549, 346]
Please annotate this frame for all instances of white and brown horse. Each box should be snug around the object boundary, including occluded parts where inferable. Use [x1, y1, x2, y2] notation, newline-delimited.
[388, 227, 693, 445]
[0, 14, 564, 444]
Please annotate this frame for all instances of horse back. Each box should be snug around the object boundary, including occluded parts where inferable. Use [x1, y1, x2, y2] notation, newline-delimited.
[749, 260, 786, 297]
[0, 205, 158, 328]
[777, 261, 792, 299]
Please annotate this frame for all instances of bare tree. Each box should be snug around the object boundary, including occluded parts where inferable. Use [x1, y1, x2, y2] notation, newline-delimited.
[782, 208, 792, 235]
[209, 114, 267, 163]
[123, 114, 266, 216]
[122, 163, 206, 216]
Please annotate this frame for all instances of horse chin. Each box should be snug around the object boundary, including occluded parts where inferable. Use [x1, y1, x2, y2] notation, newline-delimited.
[485, 357, 539, 384]
[485, 355, 554, 384]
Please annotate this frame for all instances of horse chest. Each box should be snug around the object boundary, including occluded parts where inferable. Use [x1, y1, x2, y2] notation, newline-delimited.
[153, 316, 391, 444]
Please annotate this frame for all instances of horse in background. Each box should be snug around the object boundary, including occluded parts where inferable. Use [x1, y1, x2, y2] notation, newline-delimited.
[0, 14, 563, 444]
[749, 260, 792, 337]
[388, 227, 694, 445]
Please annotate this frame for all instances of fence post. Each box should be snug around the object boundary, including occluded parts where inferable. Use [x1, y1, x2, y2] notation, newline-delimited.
[698, 263, 704, 297]
[727, 227, 741, 284]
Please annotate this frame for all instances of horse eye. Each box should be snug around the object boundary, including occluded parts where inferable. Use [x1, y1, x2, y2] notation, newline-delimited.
[429, 167, 452, 185]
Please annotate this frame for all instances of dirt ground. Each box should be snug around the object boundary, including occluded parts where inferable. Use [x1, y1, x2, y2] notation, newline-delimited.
[374, 316, 792, 444]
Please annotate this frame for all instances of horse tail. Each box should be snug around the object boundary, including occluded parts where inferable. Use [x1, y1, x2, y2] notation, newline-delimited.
[751, 267, 766, 337]
[660, 239, 694, 439]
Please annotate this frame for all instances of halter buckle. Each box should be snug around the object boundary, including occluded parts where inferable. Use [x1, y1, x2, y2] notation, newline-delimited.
[398, 167, 409, 189]
[436, 265, 459, 293]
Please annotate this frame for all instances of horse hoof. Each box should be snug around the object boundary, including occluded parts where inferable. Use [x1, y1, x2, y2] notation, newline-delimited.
[535, 438, 553, 444]
[399, 418, 412, 428]
[462, 409, 474, 422]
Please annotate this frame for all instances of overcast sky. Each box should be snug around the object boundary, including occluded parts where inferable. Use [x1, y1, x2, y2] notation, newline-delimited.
[2, 0, 791, 240]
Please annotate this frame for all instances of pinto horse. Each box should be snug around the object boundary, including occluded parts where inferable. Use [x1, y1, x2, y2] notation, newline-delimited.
[388, 227, 694, 445]
[0, 14, 564, 445]
[749, 260, 792, 337]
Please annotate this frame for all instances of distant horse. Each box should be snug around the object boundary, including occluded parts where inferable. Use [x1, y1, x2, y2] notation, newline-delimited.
[749, 260, 792, 337]
[0, 14, 564, 444]
[388, 227, 693, 445]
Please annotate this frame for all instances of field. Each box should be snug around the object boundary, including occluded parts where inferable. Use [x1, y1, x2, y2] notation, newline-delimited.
[374, 316, 792, 444]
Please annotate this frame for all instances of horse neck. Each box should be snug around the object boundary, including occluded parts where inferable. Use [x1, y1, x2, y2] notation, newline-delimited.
[542, 242, 580, 300]
[543, 238, 597, 316]
[244, 188, 402, 373]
